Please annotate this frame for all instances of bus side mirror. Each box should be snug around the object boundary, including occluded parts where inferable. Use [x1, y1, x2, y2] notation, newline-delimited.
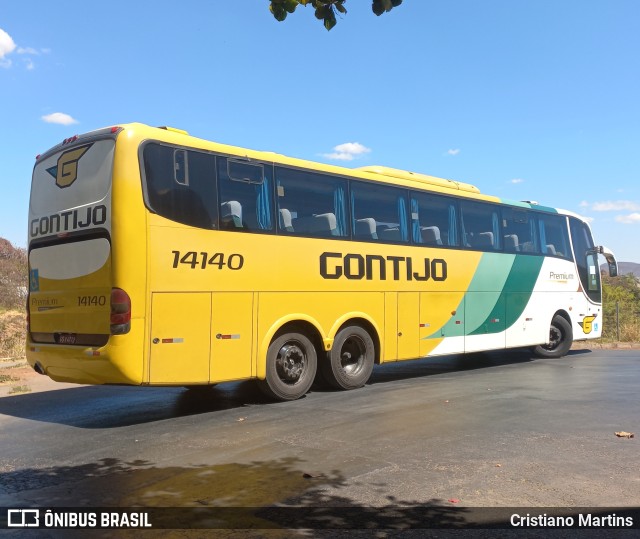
[596, 246, 618, 277]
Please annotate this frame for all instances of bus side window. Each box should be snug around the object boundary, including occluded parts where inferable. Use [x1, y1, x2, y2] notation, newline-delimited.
[351, 182, 408, 243]
[143, 143, 216, 229]
[217, 158, 273, 232]
[460, 200, 501, 251]
[410, 192, 459, 247]
[538, 213, 570, 259]
[502, 208, 538, 254]
[275, 167, 349, 238]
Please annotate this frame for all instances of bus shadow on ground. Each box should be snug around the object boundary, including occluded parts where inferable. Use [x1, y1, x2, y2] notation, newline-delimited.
[367, 348, 536, 385]
[0, 349, 592, 429]
[0, 381, 271, 429]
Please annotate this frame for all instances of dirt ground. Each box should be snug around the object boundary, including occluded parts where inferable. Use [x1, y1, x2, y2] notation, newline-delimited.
[0, 357, 73, 397]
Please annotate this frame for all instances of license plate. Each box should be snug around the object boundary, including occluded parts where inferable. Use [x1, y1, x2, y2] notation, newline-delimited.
[57, 333, 77, 345]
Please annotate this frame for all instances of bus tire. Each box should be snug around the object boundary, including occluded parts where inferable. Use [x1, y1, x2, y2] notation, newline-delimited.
[533, 315, 573, 358]
[321, 325, 375, 390]
[258, 332, 317, 401]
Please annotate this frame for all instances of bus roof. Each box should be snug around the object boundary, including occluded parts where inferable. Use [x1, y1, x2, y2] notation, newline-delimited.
[61, 122, 578, 217]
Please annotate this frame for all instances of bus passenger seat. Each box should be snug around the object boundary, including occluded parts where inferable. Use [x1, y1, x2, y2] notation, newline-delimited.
[473, 232, 494, 249]
[296, 213, 337, 236]
[279, 208, 294, 232]
[546, 244, 557, 255]
[504, 234, 519, 251]
[379, 227, 401, 241]
[421, 226, 442, 245]
[355, 218, 378, 240]
[221, 201, 243, 229]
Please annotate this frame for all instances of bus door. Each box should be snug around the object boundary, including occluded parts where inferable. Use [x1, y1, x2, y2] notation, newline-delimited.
[210, 292, 253, 382]
[464, 292, 506, 352]
[505, 292, 547, 348]
[419, 292, 465, 356]
[397, 292, 420, 360]
[149, 292, 211, 384]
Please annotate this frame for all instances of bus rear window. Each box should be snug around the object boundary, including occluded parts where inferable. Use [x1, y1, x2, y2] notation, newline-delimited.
[31, 139, 114, 217]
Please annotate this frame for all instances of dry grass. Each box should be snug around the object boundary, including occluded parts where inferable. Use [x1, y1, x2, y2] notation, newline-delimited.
[619, 321, 640, 342]
[0, 309, 26, 359]
[8, 384, 31, 394]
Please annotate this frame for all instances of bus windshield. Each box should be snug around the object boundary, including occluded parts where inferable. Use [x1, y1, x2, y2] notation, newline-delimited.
[569, 217, 600, 302]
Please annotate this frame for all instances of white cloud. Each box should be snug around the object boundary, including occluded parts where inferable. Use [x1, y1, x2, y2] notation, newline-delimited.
[0, 28, 17, 67]
[579, 200, 590, 208]
[615, 213, 640, 224]
[510, 178, 524, 184]
[323, 142, 371, 161]
[591, 200, 640, 212]
[41, 112, 79, 126]
[447, 148, 461, 156]
[18, 46, 50, 56]
[0, 29, 49, 69]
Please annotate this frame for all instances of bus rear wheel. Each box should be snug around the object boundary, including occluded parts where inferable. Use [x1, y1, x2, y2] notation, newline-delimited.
[321, 326, 375, 390]
[258, 332, 317, 401]
[533, 315, 573, 358]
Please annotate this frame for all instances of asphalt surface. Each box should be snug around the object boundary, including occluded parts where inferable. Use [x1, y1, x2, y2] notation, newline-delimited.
[0, 348, 638, 537]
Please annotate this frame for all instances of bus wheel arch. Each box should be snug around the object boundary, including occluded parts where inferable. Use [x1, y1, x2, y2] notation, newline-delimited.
[533, 311, 573, 359]
[321, 319, 378, 390]
[257, 320, 323, 401]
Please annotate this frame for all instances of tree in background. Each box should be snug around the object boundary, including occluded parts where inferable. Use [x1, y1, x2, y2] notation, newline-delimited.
[601, 273, 640, 341]
[269, 0, 402, 31]
[0, 238, 27, 311]
[0, 238, 27, 358]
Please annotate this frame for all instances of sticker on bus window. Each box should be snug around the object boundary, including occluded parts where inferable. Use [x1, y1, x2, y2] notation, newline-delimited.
[30, 269, 40, 292]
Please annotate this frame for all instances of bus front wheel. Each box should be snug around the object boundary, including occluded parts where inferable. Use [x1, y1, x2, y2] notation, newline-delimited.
[258, 332, 317, 401]
[321, 326, 375, 390]
[533, 315, 573, 358]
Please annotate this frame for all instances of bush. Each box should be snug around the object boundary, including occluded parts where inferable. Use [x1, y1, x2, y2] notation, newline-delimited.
[601, 273, 640, 342]
[0, 309, 26, 359]
[0, 238, 27, 311]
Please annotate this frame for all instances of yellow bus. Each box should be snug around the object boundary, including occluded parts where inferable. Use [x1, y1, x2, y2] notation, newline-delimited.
[27, 123, 618, 400]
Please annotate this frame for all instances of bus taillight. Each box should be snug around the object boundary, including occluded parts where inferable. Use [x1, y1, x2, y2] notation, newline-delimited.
[110, 288, 131, 335]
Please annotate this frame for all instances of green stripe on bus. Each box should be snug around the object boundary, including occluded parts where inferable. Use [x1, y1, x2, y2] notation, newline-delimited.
[468, 254, 544, 336]
[465, 253, 515, 333]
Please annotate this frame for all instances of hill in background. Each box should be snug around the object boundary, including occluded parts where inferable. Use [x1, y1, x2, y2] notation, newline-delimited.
[602, 261, 640, 279]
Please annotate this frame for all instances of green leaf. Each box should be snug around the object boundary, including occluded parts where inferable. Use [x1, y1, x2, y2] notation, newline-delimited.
[283, 0, 299, 13]
[324, 13, 337, 31]
[335, 2, 347, 15]
[372, 1, 384, 16]
[270, 3, 289, 21]
[372, 0, 398, 15]
[315, 5, 329, 20]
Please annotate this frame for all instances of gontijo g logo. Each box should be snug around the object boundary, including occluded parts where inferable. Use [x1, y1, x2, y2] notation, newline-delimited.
[46, 143, 93, 188]
[579, 314, 598, 335]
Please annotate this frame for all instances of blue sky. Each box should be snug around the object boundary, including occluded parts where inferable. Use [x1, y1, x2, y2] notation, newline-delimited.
[1, 1, 639, 262]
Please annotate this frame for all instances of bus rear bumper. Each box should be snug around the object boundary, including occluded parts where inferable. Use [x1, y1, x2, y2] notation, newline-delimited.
[26, 321, 145, 385]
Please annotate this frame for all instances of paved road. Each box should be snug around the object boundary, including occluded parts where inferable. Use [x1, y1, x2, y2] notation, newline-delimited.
[0, 349, 638, 534]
